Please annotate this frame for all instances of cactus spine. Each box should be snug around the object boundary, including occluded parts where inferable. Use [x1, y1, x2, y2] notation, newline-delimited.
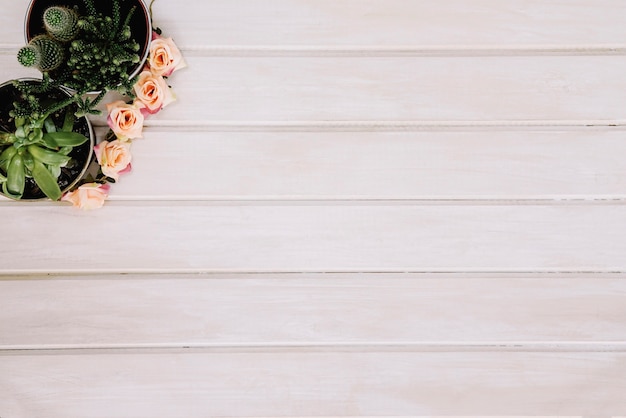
[17, 35, 64, 72]
[43, 6, 80, 42]
[17, 0, 144, 112]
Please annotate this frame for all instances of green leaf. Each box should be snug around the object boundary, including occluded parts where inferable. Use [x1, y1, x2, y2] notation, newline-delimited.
[22, 151, 35, 173]
[22, 128, 44, 147]
[59, 146, 73, 156]
[0, 133, 13, 145]
[15, 126, 26, 139]
[43, 131, 89, 147]
[6, 154, 25, 197]
[62, 108, 75, 132]
[32, 160, 62, 201]
[2, 182, 20, 199]
[27, 145, 72, 167]
[48, 164, 61, 180]
[41, 134, 59, 149]
[0, 147, 17, 172]
[44, 117, 57, 133]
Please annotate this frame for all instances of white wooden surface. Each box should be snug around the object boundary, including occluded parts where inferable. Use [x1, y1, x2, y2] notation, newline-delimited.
[1, 0, 626, 416]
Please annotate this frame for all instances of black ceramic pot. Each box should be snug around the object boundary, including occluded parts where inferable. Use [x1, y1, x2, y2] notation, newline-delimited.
[24, 0, 152, 91]
[0, 79, 94, 200]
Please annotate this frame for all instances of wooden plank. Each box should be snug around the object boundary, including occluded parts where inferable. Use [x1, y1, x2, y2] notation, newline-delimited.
[2, 1, 625, 49]
[0, 2, 28, 46]
[3, 56, 625, 124]
[105, 129, 626, 200]
[148, 0, 626, 48]
[0, 351, 624, 416]
[149, 55, 626, 123]
[0, 205, 624, 273]
[1, 275, 625, 347]
[2, 55, 625, 124]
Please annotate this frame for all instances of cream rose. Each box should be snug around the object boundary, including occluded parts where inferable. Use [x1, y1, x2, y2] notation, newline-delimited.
[133, 70, 176, 114]
[149, 34, 187, 77]
[62, 183, 110, 210]
[95, 139, 133, 181]
[106, 100, 145, 141]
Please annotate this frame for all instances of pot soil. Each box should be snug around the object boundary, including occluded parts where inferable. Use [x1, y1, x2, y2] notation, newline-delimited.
[0, 80, 94, 200]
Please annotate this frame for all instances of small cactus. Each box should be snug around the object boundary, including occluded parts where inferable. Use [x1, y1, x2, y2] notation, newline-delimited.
[17, 0, 143, 108]
[16, 46, 38, 68]
[43, 6, 79, 42]
[17, 35, 64, 72]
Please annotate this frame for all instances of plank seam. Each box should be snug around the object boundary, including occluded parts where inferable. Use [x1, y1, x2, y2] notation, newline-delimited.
[2, 271, 626, 280]
[2, 44, 626, 57]
[119, 121, 626, 132]
[1, 269, 626, 277]
[179, 45, 626, 57]
[2, 197, 626, 206]
[2, 342, 626, 354]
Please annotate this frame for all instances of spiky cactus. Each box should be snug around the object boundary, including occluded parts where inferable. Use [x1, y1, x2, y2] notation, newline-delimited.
[17, 0, 145, 115]
[43, 6, 80, 42]
[59, 0, 142, 95]
[17, 35, 64, 72]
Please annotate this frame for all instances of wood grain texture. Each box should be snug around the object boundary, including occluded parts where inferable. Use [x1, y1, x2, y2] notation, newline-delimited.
[149, 0, 626, 48]
[0, 205, 624, 273]
[150, 55, 626, 123]
[1, 275, 625, 347]
[3, 0, 626, 49]
[0, 351, 624, 417]
[1, 0, 625, 415]
[2, 55, 626, 125]
[104, 129, 626, 200]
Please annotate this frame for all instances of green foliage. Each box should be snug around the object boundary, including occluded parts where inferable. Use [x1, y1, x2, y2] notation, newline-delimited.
[17, 0, 144, 116]
[63, 0, 141, 95]
[17, 35, 64, 72]
[0, 81, 89, 200]
[16, 46, 38, 68]
[7, 0, 147, 199]
[43, 6, 80, 42]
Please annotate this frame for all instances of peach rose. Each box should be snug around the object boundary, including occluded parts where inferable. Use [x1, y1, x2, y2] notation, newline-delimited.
[133, 70, 176, 114]
[94, 139, 132, 181]
[106, 100, 145, 141]
[62, 183, 110, 210]
[149, 33, 187, 77]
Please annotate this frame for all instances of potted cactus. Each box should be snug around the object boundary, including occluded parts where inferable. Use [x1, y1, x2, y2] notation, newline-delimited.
[0, 79, 93, 200]
[20, 0, 151, 115]
[6, 0, 185, 208]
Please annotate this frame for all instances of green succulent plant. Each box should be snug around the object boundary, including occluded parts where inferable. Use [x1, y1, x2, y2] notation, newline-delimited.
[44, 6, 80, 42]
[17, 35, 65, 72]
[17, 0, 143, 116]
[64, 0, 141, 95]
[0, 80, 89, 200]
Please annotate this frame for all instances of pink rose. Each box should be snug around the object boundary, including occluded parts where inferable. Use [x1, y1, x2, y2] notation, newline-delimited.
[106, 100, 145, 141]
[62, 183, 110, 210]
[94, 139, 132, 181]
[149, 33, 187, 77]
[133, 70, 176, 114]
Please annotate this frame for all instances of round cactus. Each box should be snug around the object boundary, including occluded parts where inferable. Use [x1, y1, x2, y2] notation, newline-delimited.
[17, 45, 39, 68]
[17, 36, 64, 72]
[43, 6, 79, 42]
